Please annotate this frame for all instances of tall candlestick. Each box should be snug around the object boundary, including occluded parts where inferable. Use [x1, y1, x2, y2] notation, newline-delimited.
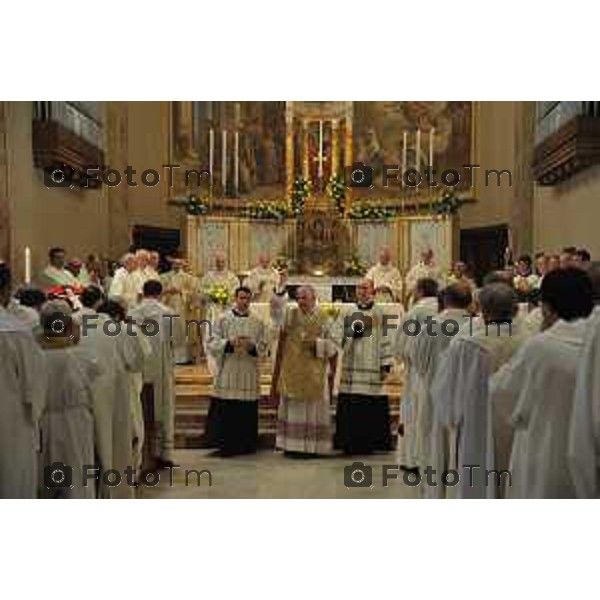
[25, 246, 31, 284]
[318, 120, 324, 179]
[221, 130, 227, 193]
[429, 127, 435, 168]
[415, 128, 421, 176]
[234, 131, 239, 196]
[401, 131, 407, 187]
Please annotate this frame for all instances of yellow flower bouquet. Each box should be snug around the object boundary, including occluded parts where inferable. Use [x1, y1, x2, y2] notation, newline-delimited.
[208, 284, 231, 307]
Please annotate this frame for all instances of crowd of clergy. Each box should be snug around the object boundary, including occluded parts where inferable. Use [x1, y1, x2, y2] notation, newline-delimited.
[1, 241, 600, 499]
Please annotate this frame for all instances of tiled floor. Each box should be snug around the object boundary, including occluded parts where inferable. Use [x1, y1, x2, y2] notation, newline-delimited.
[140, 448, 421, 499]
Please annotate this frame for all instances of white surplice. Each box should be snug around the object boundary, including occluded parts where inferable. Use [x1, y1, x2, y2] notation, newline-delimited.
[0, 308, 47, 498]
[77, 309, 142, 498]
[432, 320, 527, 499]
[569, 310, 600, 498]
[129, 298, 176, 462]
[411, 308, 472, 476]
[39, 344, 99, 499]
[492, 319, 588, 499]
[395, 296, 439, 468]
[109, 267, 140, 309]
[365, 263, 404, 303]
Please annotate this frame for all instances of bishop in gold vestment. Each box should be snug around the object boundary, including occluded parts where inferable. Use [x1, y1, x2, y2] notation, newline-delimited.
[272, 286, 339, 456]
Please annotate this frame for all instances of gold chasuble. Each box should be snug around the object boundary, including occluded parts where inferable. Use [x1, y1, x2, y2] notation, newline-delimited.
[278, 307, 329, 401]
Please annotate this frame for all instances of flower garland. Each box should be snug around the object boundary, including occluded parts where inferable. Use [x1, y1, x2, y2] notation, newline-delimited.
[244, 200, 291, 221]
[290, 177, 310, 216]
[347, 202, 394, 221]
[168, 194, 210, 215]
[327, 174, 346, 215]
[430, 192, 469, 216]
[345, 253, 368, 276]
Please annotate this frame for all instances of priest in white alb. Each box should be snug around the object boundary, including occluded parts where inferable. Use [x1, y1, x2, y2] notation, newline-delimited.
[411, 282, 473, 484]
[129, 280, 176, 469]
[405, 248, 444, 305]
[244, 254, 279, 303]
[569, 306, 600, 498]
[109, 253, 140, 309]
[395, 277, 440, 470]
[161, 258, 198, 364]
[37, 300, 99, 499]
[365, 247, 404, 303]
[491, 268, 594, 498]
[431, 282, 527, 499]
[0, 264, 47, 499]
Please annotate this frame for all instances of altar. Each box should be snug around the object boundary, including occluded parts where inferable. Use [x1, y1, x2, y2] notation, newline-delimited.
[186, 213, 453, 301]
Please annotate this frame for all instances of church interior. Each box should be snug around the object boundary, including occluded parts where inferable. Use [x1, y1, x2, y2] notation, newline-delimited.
[1, 100, 600, 500]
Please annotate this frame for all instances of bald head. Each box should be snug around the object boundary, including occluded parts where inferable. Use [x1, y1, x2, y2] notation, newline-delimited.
[483, 270, 514, 288]
[379, 248, 392, 265]
[356, 278, 375, 304]
[296, 285, 316, 312]
[478, 283, 516, 323]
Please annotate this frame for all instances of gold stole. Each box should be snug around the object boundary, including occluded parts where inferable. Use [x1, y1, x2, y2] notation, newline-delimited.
[277, 308, 328, 401]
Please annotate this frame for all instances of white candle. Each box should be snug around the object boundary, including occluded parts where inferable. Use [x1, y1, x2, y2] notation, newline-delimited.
[25, 247, 31, 284]
[401, 131, 407, 187]
[415, 128, 421, 176]
[221, 129, 227, 192]
[209, 128, 214, 187]
[429, 127, 435, 168]
[234, 131, 239, 196]
[318, 120, 324, 179]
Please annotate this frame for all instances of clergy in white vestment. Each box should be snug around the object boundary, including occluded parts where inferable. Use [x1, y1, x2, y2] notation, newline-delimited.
[129, 280, 176, 468]
[37, 300, 99, 499]
[199, 254, 240, 372]
[395, 277, 440, 470]
[334, 279, 395, 454]
[365, 247, 404, 303]
[147, 251, 161, 281]
[7, 287, 47, 330]
[206, 286, 268, 456]
[37, 247, 80, 291]
[199, 254, 239, 301]
[431, 283, 528, 499]
[272, 286, 339, 456]
[161, 258, 198, 364]
[405, 249, 444, 305]
[569, 306, 600, 498]
[76, 288, 142, 498]
[131, 249, 153, 295]
[244, 254, 279, 303]
[0, 264, 47, 498]
[491, 268, 594, 499]
[109, 253, 140, 310]
[411, 282, 473, 489]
